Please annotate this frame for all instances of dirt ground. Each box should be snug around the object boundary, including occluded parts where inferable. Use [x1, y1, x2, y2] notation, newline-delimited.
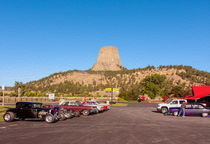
[0, 103, 210, 144]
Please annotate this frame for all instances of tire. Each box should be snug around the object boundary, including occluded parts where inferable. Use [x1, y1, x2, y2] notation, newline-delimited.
[3, 112, 15, 122]
[202, 113, 208, 117]
[64, 110, 72, 119]
[161, 107, 168, 114]
[173, 111, 179, 116]
[74, 110, 80, 117]
[45, 114, 55, 123]
[82, 110, 89, 116]
[58, 113, 66, 121]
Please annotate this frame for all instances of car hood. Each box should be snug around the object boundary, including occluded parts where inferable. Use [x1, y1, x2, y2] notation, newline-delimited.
[158, 103, 167, 106]
[7, 108, 16, 111]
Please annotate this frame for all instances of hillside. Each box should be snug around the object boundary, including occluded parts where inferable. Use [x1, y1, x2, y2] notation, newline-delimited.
[18, 65, 210, 99]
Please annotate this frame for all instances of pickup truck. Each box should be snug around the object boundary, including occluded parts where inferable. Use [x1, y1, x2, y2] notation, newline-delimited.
[157, 99, 187, 113]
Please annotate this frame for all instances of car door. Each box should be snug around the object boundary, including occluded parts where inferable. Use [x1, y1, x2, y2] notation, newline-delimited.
[21, 103, 33, 118]
[197, 104, 207, 116]
[31, 104, 41, 118]
[16, 103, 24, 118]
[191, 104, 200, 116]
[170, 100, 179, 108]
[185, 104, 193, 116]
[179, 100, 186, 105]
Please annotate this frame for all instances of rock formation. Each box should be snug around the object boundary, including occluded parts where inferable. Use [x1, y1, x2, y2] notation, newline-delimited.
[91, 46, 124, 71]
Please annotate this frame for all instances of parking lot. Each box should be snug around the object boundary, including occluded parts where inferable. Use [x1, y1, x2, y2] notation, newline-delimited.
[0, 103, 210, 144]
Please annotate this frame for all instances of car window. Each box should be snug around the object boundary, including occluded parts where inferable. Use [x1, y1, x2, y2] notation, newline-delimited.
[32, 104, 42, 108]
[16, 103, 22, 108]
[64, 102, 69, 105]
[76, 101, 82, 106]
[198, 105, 204, 109]
[22, 103, 32, 109]
[180, 101, 185, 104]
[171, 101, 178, 104]
[192, 104, 199, 109]
[186, 104, 192, 109]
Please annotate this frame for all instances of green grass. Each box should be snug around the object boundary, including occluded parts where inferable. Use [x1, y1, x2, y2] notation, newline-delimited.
[110, 103, 128, 106]
[0, 105, 15, 122]
[118, 97, 128, 102]
[126, 100, 138, 103]
[118, 97, 139, 103]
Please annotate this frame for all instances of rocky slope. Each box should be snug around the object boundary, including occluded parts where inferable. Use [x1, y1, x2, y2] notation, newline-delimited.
[91, 46, 125, 71]
[25, 65, 210, 96]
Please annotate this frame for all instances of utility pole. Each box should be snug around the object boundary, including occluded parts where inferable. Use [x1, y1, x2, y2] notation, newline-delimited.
[2, 85, 5, 106]
[18, 87, 21, 97]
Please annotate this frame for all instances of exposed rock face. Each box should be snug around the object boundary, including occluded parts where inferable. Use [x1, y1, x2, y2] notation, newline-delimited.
[92, 46, 124, 71]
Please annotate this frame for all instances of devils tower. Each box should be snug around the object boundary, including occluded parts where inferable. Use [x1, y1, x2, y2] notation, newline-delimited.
[91, 46, 124, 71]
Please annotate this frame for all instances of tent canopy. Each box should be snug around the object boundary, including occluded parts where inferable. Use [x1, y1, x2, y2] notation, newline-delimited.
[185, 86, 210, 100]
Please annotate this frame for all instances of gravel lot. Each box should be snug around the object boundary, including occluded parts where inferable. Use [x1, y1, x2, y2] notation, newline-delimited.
[0, 103, 210, 144]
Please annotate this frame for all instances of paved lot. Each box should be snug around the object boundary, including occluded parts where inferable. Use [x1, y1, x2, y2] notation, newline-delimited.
[0, 103, 210, 144]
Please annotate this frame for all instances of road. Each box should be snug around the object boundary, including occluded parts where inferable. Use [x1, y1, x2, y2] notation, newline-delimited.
[0, 103, 210, 144]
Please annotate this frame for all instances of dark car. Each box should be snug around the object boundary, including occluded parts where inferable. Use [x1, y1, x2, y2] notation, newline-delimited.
[3, 101, 57, 123]
[168, 103, 210, 117]
[60, 100, 98, 116]
[43, 104, 72, 120]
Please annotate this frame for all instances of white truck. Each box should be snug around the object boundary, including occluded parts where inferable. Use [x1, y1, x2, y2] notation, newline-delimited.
[157, 99, 187, 113]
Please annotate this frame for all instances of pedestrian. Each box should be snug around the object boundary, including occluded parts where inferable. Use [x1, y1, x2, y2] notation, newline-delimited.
[178, 102, 187, 117]
[137, 97, 141, 103]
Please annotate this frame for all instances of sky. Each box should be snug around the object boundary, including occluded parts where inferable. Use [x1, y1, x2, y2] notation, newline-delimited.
[0, 0, 209, 86]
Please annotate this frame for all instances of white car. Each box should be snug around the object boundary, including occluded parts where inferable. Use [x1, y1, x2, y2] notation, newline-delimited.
[83, 101, 104, 112]
[157, 99, 187, 113]
[95, 101, 110, 110]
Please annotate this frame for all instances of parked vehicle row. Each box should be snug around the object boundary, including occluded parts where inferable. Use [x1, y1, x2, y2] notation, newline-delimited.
[3, 100, 110, 123]
[156, 99, 210, 117]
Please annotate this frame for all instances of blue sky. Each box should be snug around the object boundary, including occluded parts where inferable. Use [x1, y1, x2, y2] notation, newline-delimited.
[0, 0, 209, 86]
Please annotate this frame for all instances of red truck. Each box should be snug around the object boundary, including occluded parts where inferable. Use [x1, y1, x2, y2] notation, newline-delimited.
[59, 100, 98, 116]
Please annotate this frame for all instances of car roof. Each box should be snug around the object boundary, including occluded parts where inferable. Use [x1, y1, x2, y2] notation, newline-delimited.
[16, 101, 42, 105]
[187, 103, 203, 105]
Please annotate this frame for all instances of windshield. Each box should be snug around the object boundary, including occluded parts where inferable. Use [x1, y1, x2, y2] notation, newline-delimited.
[32, 104, 42, 108]
[86, 102, 94, 105]
[92, 102, 97, 105]
[167, 100, 173, 104]
[75, 101, 83, 106]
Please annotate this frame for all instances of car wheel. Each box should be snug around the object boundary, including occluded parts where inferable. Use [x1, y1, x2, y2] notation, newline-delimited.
[58, 112, 66, 121]
[64, 110, 72, 119]
[3, 112, 15, 122]
[202, 113, 208, 117]
[82, 110, 89, 116]
[173, 111, 179, 116]
[45, 114, 55, 123]
[74, 110, 80, 117]
[161, 107, 168, 113]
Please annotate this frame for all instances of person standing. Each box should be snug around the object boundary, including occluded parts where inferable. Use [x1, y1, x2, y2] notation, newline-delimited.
[179, 102, 187, 117]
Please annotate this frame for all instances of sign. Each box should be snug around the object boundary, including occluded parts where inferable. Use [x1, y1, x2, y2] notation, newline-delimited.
[113, 88, 119, 92]
[105, 88, 119, 93]
[2, 85, 5, 91]
[105, 88, 112, 92]
[49, 94, 55, 100]
[105, 91, 111, 93]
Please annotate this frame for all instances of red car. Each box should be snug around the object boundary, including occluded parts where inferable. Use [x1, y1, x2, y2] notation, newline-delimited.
[60, 100, 98, 116]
